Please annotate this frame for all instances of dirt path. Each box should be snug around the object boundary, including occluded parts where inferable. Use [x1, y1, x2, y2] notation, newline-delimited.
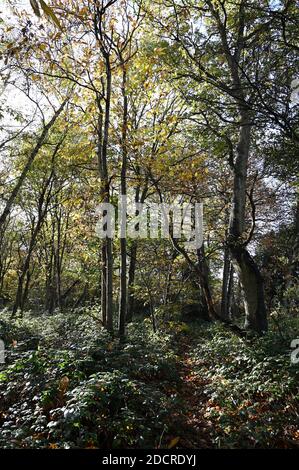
[171, 339, 214, 448]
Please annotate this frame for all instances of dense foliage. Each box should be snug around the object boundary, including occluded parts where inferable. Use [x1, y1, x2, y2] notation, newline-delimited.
[0, 311, 298, 448]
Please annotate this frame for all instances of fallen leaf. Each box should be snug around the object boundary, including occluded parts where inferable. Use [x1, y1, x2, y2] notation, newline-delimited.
[168, 437, 180, 448]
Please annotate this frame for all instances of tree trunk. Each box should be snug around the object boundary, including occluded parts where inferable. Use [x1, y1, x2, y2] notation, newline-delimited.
[228, 110, 267, 333]
[101, 241, 107, 326]
[106, 237, 113, 333]
[118, 64, 128, 339]
[196, 246, 214, 321]
[230, 245, 267, 332]
[221, 244, 231, 319]
[227, 263, 234, 319]
[96, 56, 113, 334]
[127, 241, 137, 323]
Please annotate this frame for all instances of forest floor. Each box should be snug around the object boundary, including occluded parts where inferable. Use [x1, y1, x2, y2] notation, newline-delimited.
[173, 341, 214, 448]
[0, 309, 299, 448]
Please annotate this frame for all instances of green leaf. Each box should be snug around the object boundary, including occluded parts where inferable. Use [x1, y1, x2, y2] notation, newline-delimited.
[39, 0, 62, 30]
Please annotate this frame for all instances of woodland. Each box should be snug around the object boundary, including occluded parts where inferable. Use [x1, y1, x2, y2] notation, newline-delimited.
[0, 0, 298, 449]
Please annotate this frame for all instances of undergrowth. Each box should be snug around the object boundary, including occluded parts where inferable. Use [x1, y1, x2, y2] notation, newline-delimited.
[0, 309, 298, 448]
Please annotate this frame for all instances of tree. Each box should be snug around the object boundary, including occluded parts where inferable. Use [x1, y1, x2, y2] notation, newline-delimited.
[144, 0, 295, 333]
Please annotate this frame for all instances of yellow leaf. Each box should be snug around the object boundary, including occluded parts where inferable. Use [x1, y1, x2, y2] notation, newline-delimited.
[39, 0, 62, 30]
[49, 443, 58, 449]
[79, 7, 89, 16]
[59, 376, 69, 394]
[168, 437, 180, 448]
